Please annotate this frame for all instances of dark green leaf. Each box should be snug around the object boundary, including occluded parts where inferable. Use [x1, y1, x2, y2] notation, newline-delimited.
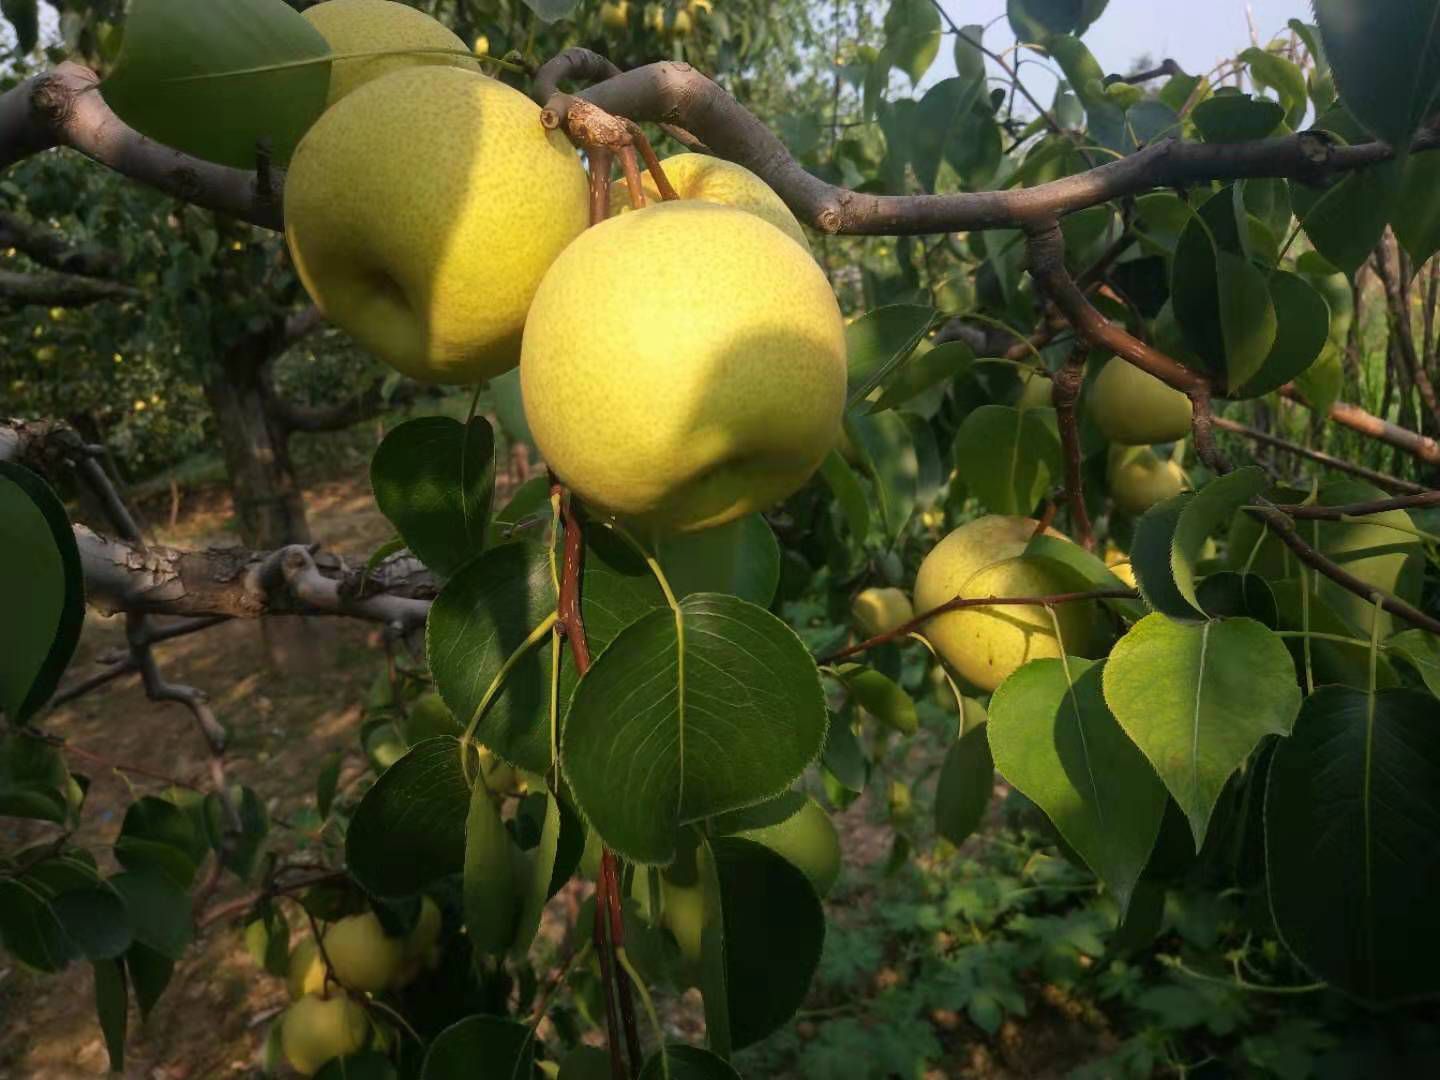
[109, 871, 192, 960]
[420, 1015, 533, 1080]
[640, 1046, 741, 1079]
[1387, 630, 1440, 696]
[316, 750, 341, 820]
[952, 404, 1061, 516]
[521, 0, 581, 24]
[51, 884, 133, 961]
[1292, 108, 1397, 273]
[0, 731, 69, 823]
[872, 340, 974, 412]
[93, 959, 127, 1073]
[818, 450, 871, 543]
[883, 0, 941, 84]
[0, 462, 84, 721]
[371, 416, 495, 579]
[1392, 151, 1440, 265]
[315, 1053, 398, 1080]
[844, 304, 935, 404]
[1235, 271, 1331, 397]
[1171, 467, 1268, 612]
[1129, 494, 1202, 620]
[655, 515, 780, 607]
[989, 658, 1166, 913]
[1195, 573, 1279, 626]
[125, 943, 173, 1020]
[1192, 93, 1285, 143]
[347, 737, 468, 897]
[846, 408, 920, 541]
[115, 796, 203, 888]
[563, 595, 826, 865]
[1, 0, 38, 52]
[1104, 614, 1301, 848]
[1267, 686, 1440, 1004]
[463, 774, 517, 955]
[934, 722, 994, 847]
[100, 0, 332, 167]
[1312, 1, 1440, 152]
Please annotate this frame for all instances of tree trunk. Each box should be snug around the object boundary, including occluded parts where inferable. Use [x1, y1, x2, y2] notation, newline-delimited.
[202, 339, 328, 671]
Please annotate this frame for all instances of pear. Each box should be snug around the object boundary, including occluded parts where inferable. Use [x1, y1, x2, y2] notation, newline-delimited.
[914, 516, 1102, 693]
[610, 153, 808, 249]
[280, 992, 370, 1076]
[1088, 357, 1193, 445]
[600, 1, 631, 30]
[1016, 367, 1053, 409]
[322, 912, 405, 992]
[302, 0, 478, 106]
[521, 202, 847, 533]
[1107, 445, 1186, 516]
[851, 587, 915, 638]
[287, 937, 327, 1000]
[285, 67, 588, 385]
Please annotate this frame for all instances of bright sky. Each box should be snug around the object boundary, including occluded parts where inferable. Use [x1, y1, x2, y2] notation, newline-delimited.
[927, 0, 1315, 95]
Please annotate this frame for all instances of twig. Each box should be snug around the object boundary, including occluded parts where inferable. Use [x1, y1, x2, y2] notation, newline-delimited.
[1280, 386, 1440, 467]
[1051, 344, 1094, 549]
[1273, 491, 1440, 519]
[1212, 416, 1430, 495]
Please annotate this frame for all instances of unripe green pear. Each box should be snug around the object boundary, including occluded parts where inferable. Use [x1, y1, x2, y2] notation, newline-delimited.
[914, 517, 1102, 693]
[1107, 445, 1186, 516]
[302, 0, 478, 106]
[285, 67, 588, 385]
[364, 722, 406, 771]
[287, 937, 327, 1000]
[851, 586, 915, 638]
[403, 691, 459, 741]
[1016, 368, 1053, 409]
[323, 912, 405, 992]
[716, 793, 842, 897]
[1088, 357, 1193, 445]
[610, 153, 808, 248]
[521, 202, 847, 533]
[280, 992, 370, 1076]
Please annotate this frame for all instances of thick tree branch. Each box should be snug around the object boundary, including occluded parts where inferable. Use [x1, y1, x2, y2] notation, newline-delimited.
[0, 266, 141, 306]
[536, 51, 1437, 236]
[0, 64, 282, 230]
[1051, 346, 1093, 549]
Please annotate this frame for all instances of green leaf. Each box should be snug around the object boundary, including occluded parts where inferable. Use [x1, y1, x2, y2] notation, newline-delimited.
[832, 665, 918, 735]
[371, 417, 495, 579]
[1241, 48, 1309, 130]
[347, 737, 468, 897]
[704, 837, 824, 1051]
[1191, 94, 1286, 143]
[911, 77, 996, 192]
[845, 408, 920, 541]
[1, 0, 37, 53]
[1292, 107, 1397, 273]
[951, 404, 1061, 516]
[109, 870, 193, 960]
[655, 515, 780, 607]
[845, 304, 936, 405]
[115, 796, 203, 888]
[1007, 0, 1105, 38]
[1266, 686, 1440, 1004]
[818, 450, 871, 543]
[125, 943, 174, 1020]
[0, 730, 69, 823]
[872, 340, 975, 412]
[1296, 344, 1345, 417]
[93, 959, 128, 1073]
[1312, 1, 1440, 152]
[314, 1054, 397, 1080]
[1213, 252, 1278, 392]
[420, 1015, 533, 1080]
[1195, 573, 1279, 626]
[1235, 271, 1331, 398]
[463, 774, 517, 956]
[0, 462, 84, 722]
[1104, 614, 1301, 848]
[821, 712, 868, 793]
[100, 0, 332, 168]
[51, 884, 133, 961]
[558, 1046, 611, 1080]
[511, 791, 562, 956]
[562, 595, 827, 865]
[934, 722, 994, 847]
[427, 531, 665, 774]
[640, 1045, 742, 1079]
[989, 658, 1167, 913]
[1129, 494, 1202, 620]
[883, 0, 942, 84]
[521, 0, 581, 23]
[1171, 467, 1268, 613]
[203, 785, 269, 880]
[1391, 151, 1440, 265]
[1388, 630, 1440, 696]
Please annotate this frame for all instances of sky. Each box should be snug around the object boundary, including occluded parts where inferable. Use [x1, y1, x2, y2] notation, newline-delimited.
[927, 0, 1315, 96]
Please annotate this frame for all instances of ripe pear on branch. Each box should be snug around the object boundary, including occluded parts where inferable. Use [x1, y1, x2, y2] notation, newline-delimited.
[521, 201, 847, 533]
[284, 66, 588, 385]
[1107, 444, 1186, 517]
[280, 991, 371, 1076]
[302, 0, 479, 106]
[914, 516, 1105, 692]
[1088, 356, 1193, 445]
[851, 587, 915, 638]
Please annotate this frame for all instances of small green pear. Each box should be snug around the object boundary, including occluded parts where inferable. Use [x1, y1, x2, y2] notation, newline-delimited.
[851, 587, 915, 638]
[323, 912, 405, 992]
[1088, 357, 1193, 445]
[280, 992, 370, 1076]
[1107, 444, 1186, 516]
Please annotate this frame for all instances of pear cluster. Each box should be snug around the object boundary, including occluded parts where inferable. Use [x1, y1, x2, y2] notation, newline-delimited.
[283, 0, 846, 536]
[256, 901, 442, 1076]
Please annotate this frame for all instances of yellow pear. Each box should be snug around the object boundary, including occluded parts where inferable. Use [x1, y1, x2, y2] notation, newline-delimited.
[1107, 445, 1186, 516]
[280, 992, 370, 1077]
[1088, 357, 1193, 445]
[851, 586, 915, 638]
[323, 912, 405, 992]
[914, 517, 1100, 693]
[521, 202, 846, 533]
[285, 67, 588, 385]
[720, 794, 841, 897]
[287, 937, 328, 1000]
[610, 153, 809, 249]
[600, 1, 631, 30]
[302, 0, 478, 106]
